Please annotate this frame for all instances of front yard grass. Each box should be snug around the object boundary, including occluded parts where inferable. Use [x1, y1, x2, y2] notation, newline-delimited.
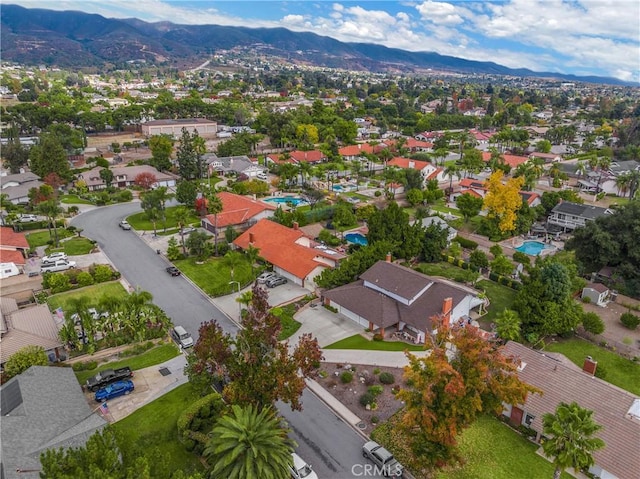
[272, 304, 302, 340]
[26, 228, 74, 248]
[60, 194, 94, 205]
[325, 334, 425, 351]
[74, 342, 180, 384]
[111, 382, 204, 476]
[544, 338, 640, 395]
[174, 256, 253, 296]
[46, 237, 95, 256]
[126, 207, 200, 231]
[47, 281, 129, 312]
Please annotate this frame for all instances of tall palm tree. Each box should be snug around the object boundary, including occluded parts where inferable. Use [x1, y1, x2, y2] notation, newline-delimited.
[222, 251, 244, 283]
[542, 402, 605, 479]
[66, 296, 94, 350]
[37, 198, 63, 247]
[615, 172, 632, 198]
[203, 404, 295, 479]
[206, 192, 224, 256]
[174, 206, 191, 256]
[444, 164, 461, 200]
[575, 160, 587, 178]
[245, 245, 261, 278]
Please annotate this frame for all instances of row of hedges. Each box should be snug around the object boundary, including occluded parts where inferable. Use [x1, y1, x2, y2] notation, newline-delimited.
[12, 219, 66, 232]
[441, 253, 521, 290]
[177, 392, 227, 455]
[42, 264, 120, 294]
[454, 235, 478, 250]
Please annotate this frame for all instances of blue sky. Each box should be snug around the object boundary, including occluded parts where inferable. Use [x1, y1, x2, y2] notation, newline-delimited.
[10, 1, 640, 82]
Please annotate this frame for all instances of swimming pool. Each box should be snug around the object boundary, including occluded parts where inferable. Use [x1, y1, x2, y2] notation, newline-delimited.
[262, 197, 308, 207]
[333, 184, 355, 192]
[516, 240, 552, 256]
[344, 232, 368, 246]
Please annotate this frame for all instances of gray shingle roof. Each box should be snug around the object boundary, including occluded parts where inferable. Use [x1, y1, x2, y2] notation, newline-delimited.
[550, 201, 611, 220]
[0, 366, 107, 479]
[503, 342, 640, 479]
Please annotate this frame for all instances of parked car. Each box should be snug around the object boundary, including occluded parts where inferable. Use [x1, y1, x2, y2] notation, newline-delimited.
[362, 441, 403, 477]
[42, 252, 68, 263]
[257, 271, 277, 284]
[289, 453, 318, 479]
[166, 266, 181, 276]
[119, 220, 131, 230]
[265, 276, 287, 288]
[18, 214, 39, 223]
[94, 379, 135, 402]
[180, 226, 197, 234]
[256, 172, 268, 180]
[40, 259, 76, 273]
[171, 325, 194, 349]
[86, 367, 133, 391]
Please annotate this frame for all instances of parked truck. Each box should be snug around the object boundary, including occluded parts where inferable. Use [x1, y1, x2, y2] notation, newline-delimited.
[85, 367, 133, 392]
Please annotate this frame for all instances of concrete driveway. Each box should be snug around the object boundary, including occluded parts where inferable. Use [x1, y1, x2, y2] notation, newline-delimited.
[290, 303, 363, 347]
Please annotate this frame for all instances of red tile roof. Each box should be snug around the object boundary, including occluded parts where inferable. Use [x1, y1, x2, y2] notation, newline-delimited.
[460, 189, 483, 198]
[0, 227, 29, 249]
[233, 219, 332, 279]
[481, 151, 529, 168]
[404, 138, 433, 149]
[204, 192, 276, 228]
[388, 157, 431, 170]
[289, 150, 326, 163]
[0, 249, 26, 265]
[338, 142, 388, 157]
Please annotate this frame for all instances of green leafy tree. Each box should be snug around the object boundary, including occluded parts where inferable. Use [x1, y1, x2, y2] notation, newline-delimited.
[166, 237, 181, 261]
[406, 188, 424, 206]
[206, 193, 224, 256]
[421, 223, 449, 263]
[186, 231, 211, 260]
[176, 180, 198, 208]
[245, 244, 261, 277]
[176, 128, 206, 180]
[186, 284, 322, 410]
[99, 167, 114, 189]
[222, 251, 243, 282]
[140, 187, 172, 234]
[29, 133, 71, 180]
[174, 206, 191, 256]
[469, 250, 489, 270]
[367, 201, 409, 250]
[316, 241, 394, 289]
[495, 309, 521, 341]
[203, 404, 295, 479]
[4, 345, 49, 379]
[332, 201, 357, 233]
[448, 241, 462, 260]
[455, 193, 484, 222]
[490, 254, 513, 277]
[148, 134, 174, 171]
[542, 402, 605, 479]
[2, 136, 30, 173]
[581, 312, 605, 335]
[37, 198, 63, 247]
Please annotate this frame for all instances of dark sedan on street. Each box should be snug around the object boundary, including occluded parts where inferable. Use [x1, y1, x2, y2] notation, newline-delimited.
[166, 266, 181, 276]
[94, 380, 134, 402]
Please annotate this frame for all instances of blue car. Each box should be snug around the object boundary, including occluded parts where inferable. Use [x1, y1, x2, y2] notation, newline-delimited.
[94, 380, 134, 402]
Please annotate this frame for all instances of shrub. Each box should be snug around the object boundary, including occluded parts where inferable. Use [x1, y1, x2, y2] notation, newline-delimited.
[360, 392, 375, 407]
[582, 296, 592, 304]
[374, 190, 382, 197]
[76, 271, 94, 287]
[48, 273, 72, 294]
[368, 385, 384, 397]
[489, 244, 503, 257]
[373, 368, 381, 375]
[469, 250, 489, 270]
[379, 372, 395, 384]
[72, 360, 98, 371]
[582, 312, 605, 335]
[512, 251, 531, 266]
[90, 264, 114, 283]
[620, 312, 640, 330]
[340, 371, 353, 383]
[455, 235, 478, 250]
[177, 392, 227, 445]
[371, 415, 380, 424]
[372, 333, 384, 341]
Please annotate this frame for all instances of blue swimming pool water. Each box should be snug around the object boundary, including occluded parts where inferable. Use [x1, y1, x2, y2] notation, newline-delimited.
[516, 240, 551, 256]
[344, 233, 368, 246]
[263, 197, 308, 207]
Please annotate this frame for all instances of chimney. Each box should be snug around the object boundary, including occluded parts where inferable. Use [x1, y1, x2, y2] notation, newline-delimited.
[249, 232, 255, 244]
[292, 221, 299, 230]
[583, 356, 597, 376]
[441, 297, 453, 323]
[385, 252, 392, 263]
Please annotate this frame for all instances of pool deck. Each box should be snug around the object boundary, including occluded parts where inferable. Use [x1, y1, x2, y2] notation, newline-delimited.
[503, 236, 563, 257]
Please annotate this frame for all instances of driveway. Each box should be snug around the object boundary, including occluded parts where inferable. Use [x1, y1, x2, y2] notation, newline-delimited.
[291, 304, 364, 347]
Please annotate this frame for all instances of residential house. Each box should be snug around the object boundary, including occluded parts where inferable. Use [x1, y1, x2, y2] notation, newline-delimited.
[581, 283, 610, 307]
[502, 341, 640, 479]
[0, 172, 43, 205]
[0, 298, 65, 366]
[202, 154, 265, 178]
[339, 142, 387, 161]
[201, 192, 276, 235]
[0, 366, 108, 479]
[412, 216, 458, 245]
[403, 138, 433, 152]
[266, 150, 328, 166]
[456, 179, 541, 207]
[233, 219, 345, 291]
[323, 259, 483, 343]
[141, 118, 217, 138]
[547, 201, 612, 231]
[415, 131, 444, 142]
[529, 152, 562, 163]
[597, 160, 640, 196]
[387, 157, 445, 185]
[481, 151, 530, 169]
[0, 227, 28, 273]
[469, 129, 495, 144]
[77, 165, 178, 191]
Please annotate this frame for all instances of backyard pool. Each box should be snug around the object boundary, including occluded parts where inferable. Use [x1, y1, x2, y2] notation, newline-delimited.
[516, 240, 553, 256]
[344, 232, 368, 246]
[333, 184, 356, 192]
[262, 196, 308, 207]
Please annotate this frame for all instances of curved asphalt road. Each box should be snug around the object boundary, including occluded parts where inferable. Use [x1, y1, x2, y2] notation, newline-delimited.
[72, 203, 383, 479]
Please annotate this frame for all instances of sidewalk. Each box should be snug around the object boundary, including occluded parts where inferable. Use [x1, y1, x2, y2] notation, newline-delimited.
[320, 349, 429, 367]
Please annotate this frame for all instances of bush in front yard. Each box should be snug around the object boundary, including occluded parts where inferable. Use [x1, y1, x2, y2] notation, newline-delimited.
[340, 371, 353, 383]
[76, 271, 95, 287]
[360, 392, 375, 407]
[582, 312, 605, 335]
[620, 312, 640, 330]
[379, 372, 395, 384]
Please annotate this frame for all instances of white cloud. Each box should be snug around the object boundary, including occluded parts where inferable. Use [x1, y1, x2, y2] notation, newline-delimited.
[415, 1, 466, 25]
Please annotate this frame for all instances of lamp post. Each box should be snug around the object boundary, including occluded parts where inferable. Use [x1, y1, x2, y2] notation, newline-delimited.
[229, 281, 241, 318]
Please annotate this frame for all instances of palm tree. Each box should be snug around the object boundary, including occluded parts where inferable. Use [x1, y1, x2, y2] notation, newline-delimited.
[66, 296, 94, 350]
[203, 404, 295, 479]
[298, 162, 312, 188]
[495, 309, 521, 341]
[615, 172, 632, 198]
[174, 206, 191, 256]
[542, 402, 605, 479]
[245, 245, 261, 278]
[97, 294, 123, 340]
[222, 250, 244, 283]
[444, 163, 461, 200]
[37, 198, 63, 247]
[575, 160, 587, 178]
[206, 192, 224, 256]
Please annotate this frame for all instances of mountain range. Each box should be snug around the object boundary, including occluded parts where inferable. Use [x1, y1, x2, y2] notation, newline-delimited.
[0, 4, 632, 86]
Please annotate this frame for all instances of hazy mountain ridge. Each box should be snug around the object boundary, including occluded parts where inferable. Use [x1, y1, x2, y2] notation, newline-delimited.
[1, 4, 633, 85]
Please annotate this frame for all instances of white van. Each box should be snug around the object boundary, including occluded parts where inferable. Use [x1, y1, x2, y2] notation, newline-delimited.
[41, 259, 76, 273]
[171, 325, 194, 349]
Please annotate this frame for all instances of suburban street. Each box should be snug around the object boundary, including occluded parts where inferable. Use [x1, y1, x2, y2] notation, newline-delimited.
[71, 203, 383, 478]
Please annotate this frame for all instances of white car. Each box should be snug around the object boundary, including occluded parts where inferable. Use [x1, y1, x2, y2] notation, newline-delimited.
[18, 214, 39, 223]
[257, 271, 277, 284]
[119, 220, 131, 230]
[42, 252, 68, 263]
[289, 453, 318, 479]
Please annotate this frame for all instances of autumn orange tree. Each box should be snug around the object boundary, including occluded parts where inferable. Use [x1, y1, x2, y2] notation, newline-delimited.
[483, 170, 525, 234]
[397, 318, 539, 469]
[186, 284, 323, 411]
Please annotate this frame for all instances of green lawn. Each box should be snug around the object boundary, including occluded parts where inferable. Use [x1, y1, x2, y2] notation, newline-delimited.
[74, 342, 181, 384]
[127, 206, 200, 231]
[174, 256, 254, 296]
[325, 334, 425, 351]
[415, 262, 471, 283]
[48, 281, 129, 312]
[273, 304, 302, 340]
[111, 382, 204, 476]
[477, 279, 517, 323]
[46, 237, 95, 256]
[544, 338, 640, 395]
[60, 194, 94, 205]
[435, 415, 572, 479]
[26, 228, 74, 248]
